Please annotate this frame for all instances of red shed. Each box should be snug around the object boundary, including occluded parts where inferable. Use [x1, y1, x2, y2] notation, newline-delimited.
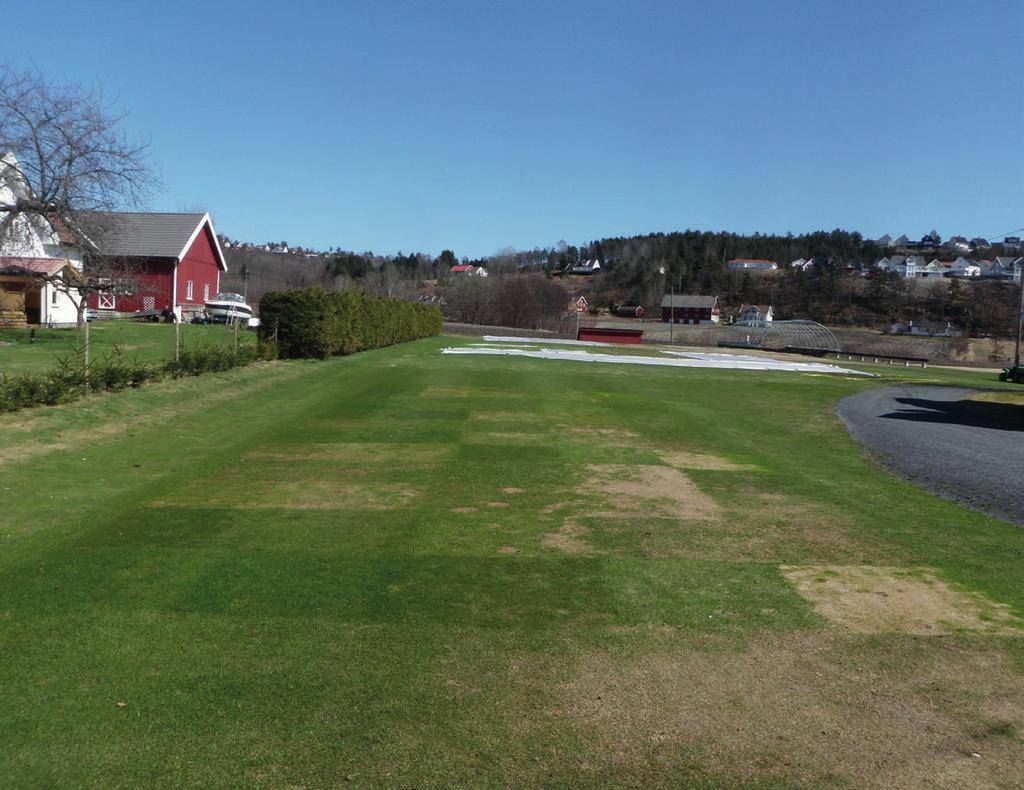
[86, 213, 227, 318]
[577, 326, 644, 344]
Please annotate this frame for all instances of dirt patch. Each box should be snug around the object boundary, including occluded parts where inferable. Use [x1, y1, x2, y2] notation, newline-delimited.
[583, 464, 719, 521]
[782, 566, 1022, 635]
[485, 501, 510, 508]
[502, 487, 526, 495]
[561, 630, 1024, 787]
[657, 450, 757, 472]
[470, 411, 544, 423]
[451, 506, 478, 514]
[497, 546, 519, 555]
[542, 518, 594, 555]
[541, 501, 573, 515]
[245, 443, 450, 464]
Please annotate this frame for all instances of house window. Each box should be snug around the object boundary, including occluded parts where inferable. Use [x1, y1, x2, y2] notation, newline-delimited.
[185, 281, 194, 300]
[52, 288, 58, 305]
[203, 283, 210, 301]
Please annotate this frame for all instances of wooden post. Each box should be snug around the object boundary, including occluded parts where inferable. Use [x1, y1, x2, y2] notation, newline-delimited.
[83, 317, 90, 393]
[233, 317, 239, 358]
[175, 315, 181, 363]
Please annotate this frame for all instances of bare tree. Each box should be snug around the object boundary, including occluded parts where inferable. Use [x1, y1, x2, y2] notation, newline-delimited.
[0, 65, 160, 333]
[0, 65, 157, 231]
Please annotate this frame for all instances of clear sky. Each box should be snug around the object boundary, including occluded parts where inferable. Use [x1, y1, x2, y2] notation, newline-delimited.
[5, 0, 1022, 257]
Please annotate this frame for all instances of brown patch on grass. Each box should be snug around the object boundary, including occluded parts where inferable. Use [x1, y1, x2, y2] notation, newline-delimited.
[657, 450, 757, 471]
[541, 501, 573, 515]
[559, 425, 647, 448]
[583, 464, 719, 521]
[561, 631, 1024, 787]
[451, 506, 478, 514]
[485, 501, 510, 508]
[502, 487, 526, 494]
[462, 432, 546, 446]
[158, 481, 419, 511]
[782, 566, 1022, 635]
[244, 442, 451, 465]
[542, 518, 594, 555]
[497, 546, 519, 555]
[470, 411, 544, 423]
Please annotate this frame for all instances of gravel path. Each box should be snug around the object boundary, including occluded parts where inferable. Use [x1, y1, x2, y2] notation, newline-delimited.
[836, 385, 1024, 526]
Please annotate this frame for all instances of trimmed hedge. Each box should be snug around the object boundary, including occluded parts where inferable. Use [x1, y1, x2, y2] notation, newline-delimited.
[258, 288, 442, 359]
[0, 342, 272, 414]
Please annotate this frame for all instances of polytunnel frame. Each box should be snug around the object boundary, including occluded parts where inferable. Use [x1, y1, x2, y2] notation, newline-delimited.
[719, 319, 842, 354]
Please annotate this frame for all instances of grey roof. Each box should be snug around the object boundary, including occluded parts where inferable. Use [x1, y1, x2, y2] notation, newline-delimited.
[661, 294, 718, 308]
[92, 212, 225, 269]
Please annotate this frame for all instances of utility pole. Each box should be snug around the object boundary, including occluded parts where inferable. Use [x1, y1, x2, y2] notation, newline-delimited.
[669, 282, 674, 345]
[1015, 262, 1023, 369]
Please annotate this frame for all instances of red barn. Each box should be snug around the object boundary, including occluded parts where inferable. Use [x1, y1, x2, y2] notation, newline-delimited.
[86, 213, 227, 318]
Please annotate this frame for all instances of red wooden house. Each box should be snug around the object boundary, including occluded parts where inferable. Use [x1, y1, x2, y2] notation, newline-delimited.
[86, 213, 227, 318]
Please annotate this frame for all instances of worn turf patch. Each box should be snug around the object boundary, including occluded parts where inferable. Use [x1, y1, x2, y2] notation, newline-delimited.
[583, 463, 720, 521]
[781, 566, 1023, 635]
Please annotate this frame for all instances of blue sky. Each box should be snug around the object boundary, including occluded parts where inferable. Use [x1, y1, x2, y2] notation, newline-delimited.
[6, 0, 1022, 257]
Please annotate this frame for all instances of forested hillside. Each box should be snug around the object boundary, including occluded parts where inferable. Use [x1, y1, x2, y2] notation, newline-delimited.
[221, 229, 1022, 337]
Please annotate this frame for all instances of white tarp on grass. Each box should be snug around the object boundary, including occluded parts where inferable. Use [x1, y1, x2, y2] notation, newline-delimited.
[443, 346, 876, 376]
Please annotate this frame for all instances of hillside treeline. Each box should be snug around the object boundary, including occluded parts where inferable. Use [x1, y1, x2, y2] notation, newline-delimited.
[224, 229, 1022, 336]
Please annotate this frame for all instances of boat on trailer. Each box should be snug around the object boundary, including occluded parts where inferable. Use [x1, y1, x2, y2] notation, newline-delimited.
[204, 292, 253, 323]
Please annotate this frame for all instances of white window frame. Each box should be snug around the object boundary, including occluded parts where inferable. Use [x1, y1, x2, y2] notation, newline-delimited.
[185, 280, 194, 300]
[203, 283, 210, 301]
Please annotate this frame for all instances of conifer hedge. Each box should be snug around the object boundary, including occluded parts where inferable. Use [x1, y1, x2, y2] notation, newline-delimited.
[257, 288, 442, 359]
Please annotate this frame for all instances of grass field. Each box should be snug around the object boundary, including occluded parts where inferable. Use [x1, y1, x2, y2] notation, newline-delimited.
[1, 334, 1022, 787]
[0, 322, 255, 375]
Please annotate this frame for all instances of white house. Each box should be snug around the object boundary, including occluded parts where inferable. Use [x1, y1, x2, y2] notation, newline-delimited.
[0, 153, 84, 326]
[737, 303, 773, 324]
[949, 257, 981, 277]
[569, 259, 601, 275]
[992, 257, 1023, 280]
[920, 260, 948, 279]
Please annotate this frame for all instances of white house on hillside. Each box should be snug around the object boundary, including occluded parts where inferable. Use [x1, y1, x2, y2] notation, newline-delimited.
[949, 257, 981, 277]
[737, 303, 773, 324]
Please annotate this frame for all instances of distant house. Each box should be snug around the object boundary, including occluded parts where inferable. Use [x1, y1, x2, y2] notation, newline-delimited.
[737, 303, 773, 324]
[726, 258, 777, 271]
[449, 264, 488, 277]
[920, 259, 949, 279]
[876, 234, 893, 248]
[612, 305, 644, 318]
[1003, 236, 1022, 252]
[991, 257, 1023, 280]
[909, 320, 953, 338]
[892, 235, 911, 247]
[660, 294, 720, 325]
[896, 255, 926, 278]
[949, 257, 981, 277]
[975, 259, 994, 277]
[568, 259, 601, 275]
[970, 237, 991, 251]
[946, 236, 971, 253]
[874, 256, 901, 273]
[790, 257, 808, 270]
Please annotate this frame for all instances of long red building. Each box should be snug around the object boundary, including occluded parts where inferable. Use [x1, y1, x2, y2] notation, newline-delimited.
[86, 213, 227, 318]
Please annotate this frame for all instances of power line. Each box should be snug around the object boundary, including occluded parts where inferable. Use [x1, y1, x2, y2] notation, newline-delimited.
[985, 226, 1024, 242]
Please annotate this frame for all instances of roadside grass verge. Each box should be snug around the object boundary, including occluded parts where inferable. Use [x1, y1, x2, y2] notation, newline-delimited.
[0, 335, 1021, 787]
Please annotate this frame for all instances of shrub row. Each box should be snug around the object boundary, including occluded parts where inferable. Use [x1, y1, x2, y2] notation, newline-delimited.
[0, 342, 270, 414]
[258, 288, 442, 359]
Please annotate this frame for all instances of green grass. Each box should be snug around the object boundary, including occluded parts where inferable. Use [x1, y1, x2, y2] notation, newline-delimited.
[0, 336, 1022, 787]
[0, 322, 255, 375]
